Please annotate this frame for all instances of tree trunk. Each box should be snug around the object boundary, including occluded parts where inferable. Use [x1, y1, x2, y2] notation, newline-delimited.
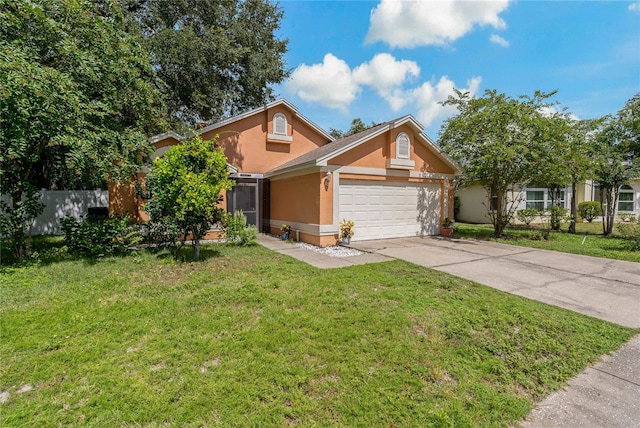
[602, 187, 617, 236]
[11, 192, 27, 261]
[600, 188, 606, 235]
[493, 188, 504, 237]
[568, 182, 577, 234]
[193, 239, 200, 261]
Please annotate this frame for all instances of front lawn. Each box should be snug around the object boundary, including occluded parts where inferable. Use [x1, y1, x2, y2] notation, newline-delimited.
[1, 245, 635, 426]
[454, 222, 640, 263]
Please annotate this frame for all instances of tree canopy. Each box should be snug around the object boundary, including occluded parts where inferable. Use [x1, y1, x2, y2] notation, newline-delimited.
[329, 118, 376, 139]
[592, 94, 640, 235]
[0, 0, 164, 259]
[438, 89, 554, 236]
[144, 134, 233, 261]
[125, 0, 289, 128]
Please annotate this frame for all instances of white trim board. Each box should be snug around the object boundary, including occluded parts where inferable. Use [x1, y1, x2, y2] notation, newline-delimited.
[335, 166, 456, 180]
[269, 219, 338, 236]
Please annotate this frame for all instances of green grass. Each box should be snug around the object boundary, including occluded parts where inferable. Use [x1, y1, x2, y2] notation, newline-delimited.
[454, 222, 640, 263]
[1, 244, 635, 427]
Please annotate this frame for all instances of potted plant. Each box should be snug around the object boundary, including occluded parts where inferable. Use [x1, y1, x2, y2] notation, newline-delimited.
[442, 217, 454, 237]
[339, 219, 355, 244]
[281, 224, 292, 240]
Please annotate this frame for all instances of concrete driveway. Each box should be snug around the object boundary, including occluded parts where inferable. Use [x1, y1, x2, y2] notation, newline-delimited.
[350, 236, 640, 328]
[349, 236, 640, 427]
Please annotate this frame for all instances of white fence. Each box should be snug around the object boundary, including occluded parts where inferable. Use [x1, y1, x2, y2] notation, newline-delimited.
[2, 189, 108, 235]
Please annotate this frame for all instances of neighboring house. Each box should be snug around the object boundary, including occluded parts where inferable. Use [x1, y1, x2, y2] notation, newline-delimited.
[456, 180, 640, 224]
[109, 99, 459, 245]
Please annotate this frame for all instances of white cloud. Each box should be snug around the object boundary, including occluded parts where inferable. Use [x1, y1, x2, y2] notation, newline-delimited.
[366, 0, 511, 48]
[286, 53, 360, 110]
[287, 53, 420, 110]
[408, 76, 482, 126]
[287, 53, 483, 127]
[629, 2, 640, 11]
[353, 53, 420, 109]
[489, 34, 510, 47]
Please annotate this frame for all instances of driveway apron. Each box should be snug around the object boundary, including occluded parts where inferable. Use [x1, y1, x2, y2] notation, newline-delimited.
[350, 237, 640, 328]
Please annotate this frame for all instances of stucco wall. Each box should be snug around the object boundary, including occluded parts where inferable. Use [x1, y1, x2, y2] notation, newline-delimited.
[331, 125, 454, 175]
[270, 172, 328, 225]
[109, 178, 143, 222]
[201, 106, 329, 173]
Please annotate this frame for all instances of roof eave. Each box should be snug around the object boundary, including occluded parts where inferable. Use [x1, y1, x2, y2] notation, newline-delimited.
[194, 99, 334, 142]
[415, 132, 461, 174]
[264, 160, 319, 179]
[149, 131, 183, 144]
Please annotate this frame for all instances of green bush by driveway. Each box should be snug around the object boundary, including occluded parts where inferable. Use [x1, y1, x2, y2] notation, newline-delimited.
[454, 222, 640, 263]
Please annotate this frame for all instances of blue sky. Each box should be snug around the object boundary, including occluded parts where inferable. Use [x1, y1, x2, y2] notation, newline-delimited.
[272, 0, 640, 139]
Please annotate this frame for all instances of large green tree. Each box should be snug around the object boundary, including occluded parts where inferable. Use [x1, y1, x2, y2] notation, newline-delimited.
[593, 94, 640, 236]
[535, 114, 599, 233]
[125, 0, 289, 128]
[144, 134, 233, 261]
[439, 89, 553, 237]
[615, 93, 640, 161]
[0, 0, 164, 260]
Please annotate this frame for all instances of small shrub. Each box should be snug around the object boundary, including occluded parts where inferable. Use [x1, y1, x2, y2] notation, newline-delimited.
[222, 211, 257, 246]
[516, 209, 540, 226]
[617, 212, 636, 223]
[545, 206, 567, 231]
[577, 201, 602, 223]
[281, 224, 292, 234]
[617, 222, 640, 250]
[61, 215, 139, 257]
[138, 220, 180, 249]
[339, 219, 355, 238]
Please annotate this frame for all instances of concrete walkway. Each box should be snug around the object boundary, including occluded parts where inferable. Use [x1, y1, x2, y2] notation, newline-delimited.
[257, 234, 391, 268]
[348, 236, 640, 428]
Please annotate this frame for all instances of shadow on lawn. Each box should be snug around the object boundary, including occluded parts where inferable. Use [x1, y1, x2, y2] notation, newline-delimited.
[0, 236, 225, 269]
[154, 246, 222, 263]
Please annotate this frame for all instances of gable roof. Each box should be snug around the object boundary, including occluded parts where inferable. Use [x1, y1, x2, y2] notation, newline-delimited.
[148, 99, 334, 144]
[194, 99, 334, 141]
[265, 115, 460, 177]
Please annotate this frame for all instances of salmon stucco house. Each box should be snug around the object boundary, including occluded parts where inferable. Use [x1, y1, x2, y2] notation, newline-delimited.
[109, 99, 459, 246]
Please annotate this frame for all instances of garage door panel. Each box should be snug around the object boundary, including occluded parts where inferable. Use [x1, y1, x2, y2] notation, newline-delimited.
[339, 179, 441, 241]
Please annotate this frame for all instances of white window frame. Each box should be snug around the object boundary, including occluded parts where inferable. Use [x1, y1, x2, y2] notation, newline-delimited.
[524, 187, 567, 210]
[525, 189, 545, 210]
[618, 185, 635, 212]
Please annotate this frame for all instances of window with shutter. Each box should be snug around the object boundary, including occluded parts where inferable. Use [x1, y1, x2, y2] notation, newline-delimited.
[274, 113, 287, 135]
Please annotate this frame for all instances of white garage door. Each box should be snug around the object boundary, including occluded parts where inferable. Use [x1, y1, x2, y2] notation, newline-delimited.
[339, 179, 441, 241]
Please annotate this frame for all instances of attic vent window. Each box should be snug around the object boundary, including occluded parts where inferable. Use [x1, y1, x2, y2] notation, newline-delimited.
[268, 112, 293, 143]
[274, 113, 287, 135]
[386, 132, 415, 170]
[396, 133, 410, 159]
